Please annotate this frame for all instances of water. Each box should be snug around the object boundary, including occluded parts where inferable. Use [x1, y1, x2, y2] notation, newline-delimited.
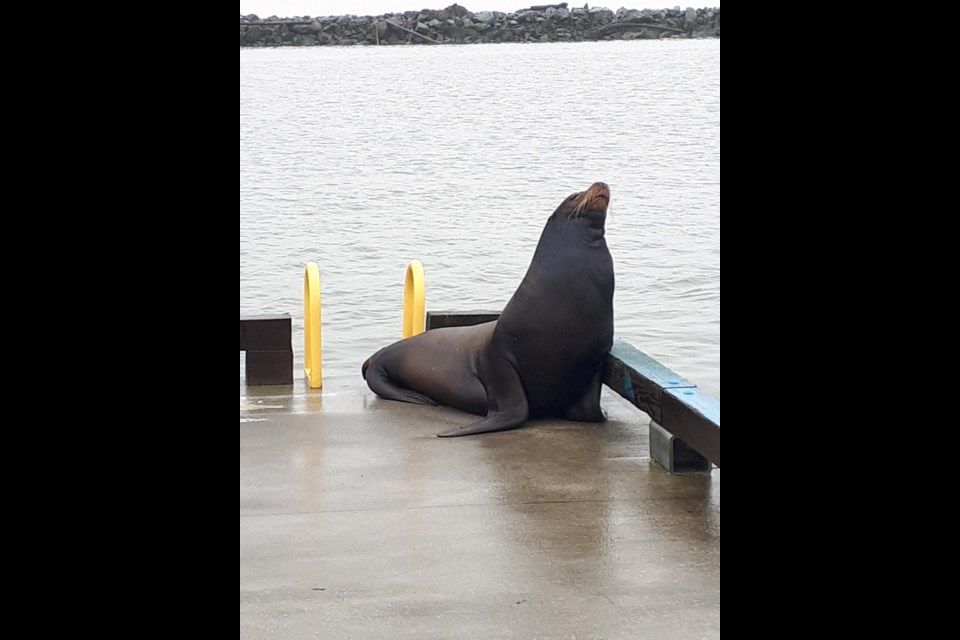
[240, 40, 720, 398]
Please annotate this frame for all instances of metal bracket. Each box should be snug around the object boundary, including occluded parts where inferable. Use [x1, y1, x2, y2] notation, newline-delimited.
[650, 421, 712, 474]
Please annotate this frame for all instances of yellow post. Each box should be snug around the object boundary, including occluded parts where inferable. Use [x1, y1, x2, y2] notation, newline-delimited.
[403, 260, 426, 338]
[304, 262, 323, 389]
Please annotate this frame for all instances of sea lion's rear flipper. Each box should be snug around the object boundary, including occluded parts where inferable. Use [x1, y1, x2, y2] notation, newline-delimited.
[365, 364, 438, 406]
[437, 356, 528, 437]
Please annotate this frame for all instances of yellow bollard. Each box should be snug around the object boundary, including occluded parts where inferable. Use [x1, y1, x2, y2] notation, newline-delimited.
[304, 262, 323, 389]
[403, 260, 426, 339]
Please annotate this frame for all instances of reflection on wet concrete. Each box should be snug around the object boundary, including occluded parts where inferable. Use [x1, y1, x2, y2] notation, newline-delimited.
[240, 380, 719, 639]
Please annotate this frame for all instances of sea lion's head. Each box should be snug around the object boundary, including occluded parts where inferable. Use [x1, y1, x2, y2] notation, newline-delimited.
[553, 182, 611, 220]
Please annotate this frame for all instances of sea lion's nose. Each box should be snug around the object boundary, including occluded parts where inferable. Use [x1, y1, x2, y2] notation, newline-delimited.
[590, 182, 610, 196]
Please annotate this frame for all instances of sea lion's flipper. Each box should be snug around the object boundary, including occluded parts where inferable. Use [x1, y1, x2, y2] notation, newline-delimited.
[437, 355, 528, 437]
[366, 364, 438, 406]
[562, 367, 606, 423]
[436, 415, 526, 437]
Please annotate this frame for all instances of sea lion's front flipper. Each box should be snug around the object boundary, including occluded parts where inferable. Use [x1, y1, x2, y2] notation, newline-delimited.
[437, 355, 528, 437]
[562, 366, 606, 423]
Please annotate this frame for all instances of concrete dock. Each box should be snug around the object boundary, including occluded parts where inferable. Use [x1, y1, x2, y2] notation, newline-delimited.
[240, 379, 720, 639]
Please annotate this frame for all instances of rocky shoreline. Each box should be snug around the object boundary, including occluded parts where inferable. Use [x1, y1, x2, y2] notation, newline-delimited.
[240, 4, 720, 47]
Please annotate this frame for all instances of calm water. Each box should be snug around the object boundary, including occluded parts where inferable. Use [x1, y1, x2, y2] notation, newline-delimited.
[240, 40, 720, 398]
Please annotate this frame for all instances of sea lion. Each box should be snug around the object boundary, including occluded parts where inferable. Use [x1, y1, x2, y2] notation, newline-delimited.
[362, 182, 614, 437]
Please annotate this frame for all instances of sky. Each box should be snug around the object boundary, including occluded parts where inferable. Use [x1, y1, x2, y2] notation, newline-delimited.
[239, 1, 701, 18]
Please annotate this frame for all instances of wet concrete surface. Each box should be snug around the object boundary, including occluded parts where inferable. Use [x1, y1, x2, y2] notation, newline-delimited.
[240, 379, 720, 639]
